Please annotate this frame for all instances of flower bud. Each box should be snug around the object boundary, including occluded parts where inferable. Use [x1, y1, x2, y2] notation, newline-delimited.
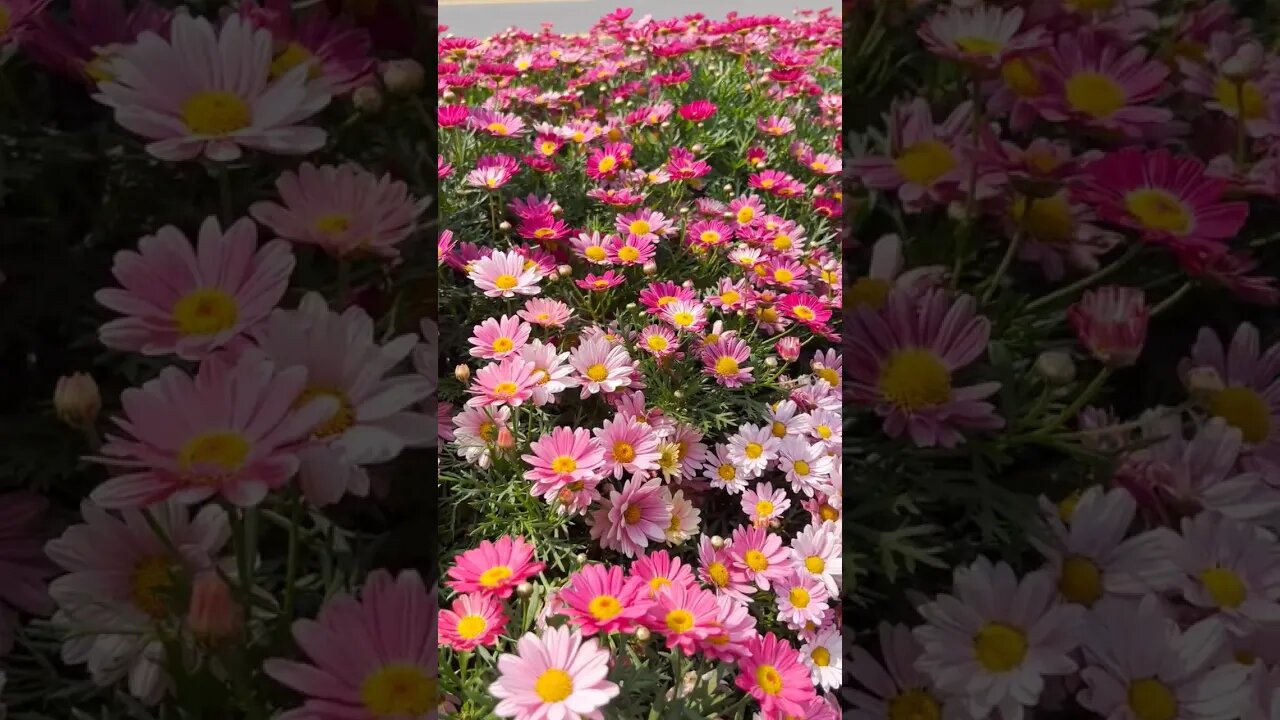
[1185, 366, 1225, 407]
[764, 356, 778, 368]
[1035, 350, 1077, 385]
[515, 581, 534, 598]
[775, 337, 801, 361]
[710, 535, 725, 549]
[575, 553, 588, 564]
[679, 206, 690, 214]
[633, 626, 651, 643]
[673, 390, 684, 399]
[642, 260, 658, 275]
[454, 364, 471, 383]
[722, 183, 734, 192]
[1222, 41, 1265, 81]
[557, 264, 573, 277]
[498, 221, 512, 231]
[691, 143, 705, 153]
[352, 85, 383, 113]
[1067, 286, 1148, 368]
[496, 427, 515, 449]
[54, 372, 101, 431]
[381, 59, 425, 95]
[442, 89, 456, 101]
[186, 572, 240, 641]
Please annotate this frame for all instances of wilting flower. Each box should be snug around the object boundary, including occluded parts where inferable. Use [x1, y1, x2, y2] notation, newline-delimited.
[1068, 286, 1150, 368]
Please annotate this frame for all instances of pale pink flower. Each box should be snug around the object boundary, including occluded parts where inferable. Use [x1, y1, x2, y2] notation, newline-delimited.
[570, 337, 634, 398]
[519, 297, 574, 327]
[488, 626, 619, 720]
[468, 315, 531, 361]
[469, 248, 544, 299]
[594, 414, 660, 480]
[522, 427, 605, 496]
[742, 482, 790, 528]
[701, 335, 754, 388]
[467, 357, 539, 409]
[597, 477, 670, 557]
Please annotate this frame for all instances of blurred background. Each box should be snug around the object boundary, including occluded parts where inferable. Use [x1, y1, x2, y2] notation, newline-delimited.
[441, 0, 837, 37]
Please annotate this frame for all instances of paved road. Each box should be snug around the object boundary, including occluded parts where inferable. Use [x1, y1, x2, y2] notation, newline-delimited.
[440, 0, 835, 38]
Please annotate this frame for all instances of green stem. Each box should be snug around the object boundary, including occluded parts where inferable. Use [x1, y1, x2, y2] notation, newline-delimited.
[980, 196, 1029, 304]
[1151, 280, 1193, 317]
[280, 493, 303, 627]
[1040, 367, 1113, 436]
[1026, 243, 1142, 311]
[227, 505, 254, 629]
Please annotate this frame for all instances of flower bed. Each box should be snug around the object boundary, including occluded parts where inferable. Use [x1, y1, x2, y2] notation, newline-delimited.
[436, 7, 843, 719]
[848, 3, 1280, 720]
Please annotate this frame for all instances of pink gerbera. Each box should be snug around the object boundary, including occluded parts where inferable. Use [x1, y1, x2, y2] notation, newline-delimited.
[249, 162, 424, 259]
[95, 216, 293, 361]
[469, 315, 532, 361]
[848, 288, 1004, 448]
[557, 564, 651, 636]
[522, 426, 605, 493]
[446, 536, 545, 599]
[94, 13, 329, 161]
[89, 349, 335, 508]
[570, 337, 634, 398]
[594, 414, 660, 479]
[701, 335, 754, 388]
[487, 627, 619, 720]
[735, 633, 819, 719]
[467, 357, 539, 409]
[265, 570, 435, 720]
[1075, 147, 1248, 258]
[645, 581, 720, 655]
[0, 493, 55, 657]
[439, 591, 507, 652]
[469, 248, 544, 298]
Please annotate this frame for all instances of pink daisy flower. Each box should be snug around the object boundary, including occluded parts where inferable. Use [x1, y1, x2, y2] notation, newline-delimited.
[446, 536, 545, 600]
[742, 482, 790, 528]
[605, 233, 657, 266]
[701, 335, 754, 388]
[848, 288, 1004, 448]
[94, 13, 329, 161]
[707, 277, 753, 311]
[775, 573, 830, 630]
[469, 315, 532, 361]
[237, 0, 374, 94]
[698, 535, 752, 601]
[685, 219, 734, 249]
[614, 208, 671, 239]
[469, 108, 526, 137]
[95, 216, 293, 361]
[637, 324, 679, 358]
[1182, 322, 1280, 469]
[265, 570, 435, 719]
[699, 594, 758, 662]
[571, 231, 612, 264]
[89, 349, 335, 508]
[518, 340, 578, 407]
[439, 591, 507, 652]
[678, 99, 717, 122]
[576, 270, 626, 292]
[758, 115, 796, 136]
[630, 549, 697, 599]
[570, 337, 634, 398]
[1172, 512, 1280, 636]
[465, 154, 521, 190]
[522, 426, 605, 492]
[519, 298, 574, 328]
[729, 525, 792, 591]
[469, 248, 544, 298]
[557, 564, 651, 636]
[851, 97, 980, 212]
[598, 477, 670, 557]
[735, 633, 819, 719]
[846, 622, 956, 720]
[1068, 286, 1149, 368]
[639, 281, 697, 313]
[1076, 147, 1248, 259]
[729, 195, 767, 227]
[249, 162, 424, 259]
[777, 292, 832, 326]
[487, 626, 619, 720]
[645, 581, 720, 656]
[727, 423, 781, 478]
[919, 4, 1045, 71]
[467, 357, 540, 410]
[661, 299, 708, 334]
[24, 0, 171, 83]
[594, 414, 660, 480]
[0, 492, 55, 657]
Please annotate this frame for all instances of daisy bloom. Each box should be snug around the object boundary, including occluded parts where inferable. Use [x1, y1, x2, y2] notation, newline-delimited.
[557, 564, 651, 636]
[775, 573, 830, 629]
[249, 162, 423, 259]
[791, 522, 841, 598]
[439, 592, 507, 652]
[919, 4, 1045, 71]
[699, 594, 758, 662]
[701, 335, 754, 388]
[851, 98, 980, 212]
[94, 13, 329, 161]
[705, 444, 747, 494]
[742, 482, 790, 528]
[637, 324, 679, 358]
[596, 477, 671, 557]
[25, 0, 170, 82]
[46, 501, 229, 704]
[777, 292, 832, 326]
[665, 489, 700, 545]
[729, 525, 792, 591]
[522, 426, 605, 495]
[846, 622, 957, 720]
[466, 154, 521, 190]
[446, 536, 545, 599]
[0, 492, 55, 657]
[470, 248, 544, 299]
[469, 315, 532, 360]
[89, 348, 334, 508]
[467, 357, 539, 409]
[1076, 148, 1247, 258]
[779, 436, 834, 497]
[698, 535, 752, 601]
[848, 288, 1004, 448]
[570, 337, 634, 397]
[1077, 594, 1251, 720]
[519, 340, 579, 407]
[469, 108, 526, 137]
[265, 570, 435, 719]
[96, 216, 293, 361]
[661, 299, 709, 334]
[630, 549, 698, 600]
[519, 298, 574, 328]
[735, 633, 819, 719]
[802, 624, 841, 692]
[577, 271, 626, 292]
[451, 405, 509, 469]
[238, 0, 374, 94]
[645, 581, 720, 655]
[1171, 511, 1280, 636]
[727, 423, 782, 478]
[913, 558, 1085, 720]
[488, 626, 620, 720]
[1182, 323, 1280, 468]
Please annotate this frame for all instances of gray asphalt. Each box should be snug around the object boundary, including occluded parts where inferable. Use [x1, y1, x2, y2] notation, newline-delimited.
[441, 0, 836, 38]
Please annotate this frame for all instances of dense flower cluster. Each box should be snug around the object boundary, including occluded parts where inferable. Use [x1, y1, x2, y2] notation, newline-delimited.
[438, 6, 841, 719]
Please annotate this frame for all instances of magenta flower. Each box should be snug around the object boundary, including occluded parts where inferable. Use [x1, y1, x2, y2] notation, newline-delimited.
[1068, 286, 1149, 368]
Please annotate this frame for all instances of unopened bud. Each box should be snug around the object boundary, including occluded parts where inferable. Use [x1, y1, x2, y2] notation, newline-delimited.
[557, 264, 573, 277]
[722, 183, 733, 192]
[633, 626, 651, 642]
[764, 356, 778, 368]
[551, 204, 563, 215]
[642, 260, 658, 275]
[1222, 41, 1265, 81]
[496, 427, 515, 449]
[498, 221, 512, 231]
[442, 89, 456, 101]
[691, 143, 705, 153]
[186, 572, 240, 641]
[1186, 366, 1225, 406]
[515, 581, 534, 598]
[575, 553, 588, 564]
[775, 337, 801, 361]
[381, 59, 425, 94]
[673, 390, 684, 398]
[454, 364, 471, 383]
[710, 535, 725, 549]
[679, 206, 690, 214]
[54, 372, 101, 431]
[352, 85, 383, 113]
[1035, 350, 1076, 385]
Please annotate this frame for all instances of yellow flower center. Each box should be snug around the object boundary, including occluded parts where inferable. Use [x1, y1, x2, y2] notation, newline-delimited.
[744, 442, 764, 459]
[173, 289, 239, 337]
[1128, 678, 1177, 720]
[598, 156, 617, 172]
[955, 35, 1003, 56]
[614, 442, 636, 463]
[1058, 491, 1081, 523]
[720, 290, 742, 305]
[793, 305, 817, 321]
[1066, 72, 1127, 118]
[314, 213, 351, 235]
[617, 245, 640, 262]
[1214, 77, 1267, 120]
[85, 52, 116, 83]
[879, 349, 952, 411]
[648, 576, 671, 594]
[788, 587, 810, 608]
[772, 234, 793, 251]
[737, 206, 756, 224]
[294, 386, 357, 439]
[131, 555, 174, 618]
[551, 456, 577, 474]
[793, 460, 811, 476]
[700, 230, 722, 244]
[819, 504, 839, 521]
[270, 42, 320, 79]
[361, 664, 436, 716]
[1200, 566, 1248, 608]
[810, 647, 831, 667]
[894, 140, 956, 186]
[582, 362, 609, 382]
[744, 549, 769, 572]
[1125, 189, 1191, 235]
[755, 500, 775, 517]
[479, 565, 512, 588]
[1012, 193, 1074, 244]
[629, 220, 651, 235]
[490, 336, 514, 354]
[534, 668, 574, 703]
[478, 421, 497, 441]
[588, 594, 622, 621]
[816, 424, 832, 439]
[492, 381, 519, 398]
[761, 178, 776, 189]
[672, 311, 695, 327]
[178, 431, 251, 480]
[456, 614, 487, 639]
[646, 335, 670, 351]
[1002, 58, 1042, 96]
[1059, 555, 1104, 607]
[534, 228, 555, 239]
[181, 91, 252, 136]
[889, 690, 942, 720]
[708, 562, 730, 587]
[1209, 386, 1272, 443]
[973, 622, 1028, 672]
[804, 555, 825, 573]
[541, 141, 558, 155]
[493, 274, 519, 290]
[665, 609, 694, 633]
[717, 463, 736, 481]
[774, 268, 795, 283]
[582, 245, 608, 262]
[486, 122, 510, 135]
[849, 277, 891, 310]
[755, 664, 783, 695]
[715, 356, 740, 376]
